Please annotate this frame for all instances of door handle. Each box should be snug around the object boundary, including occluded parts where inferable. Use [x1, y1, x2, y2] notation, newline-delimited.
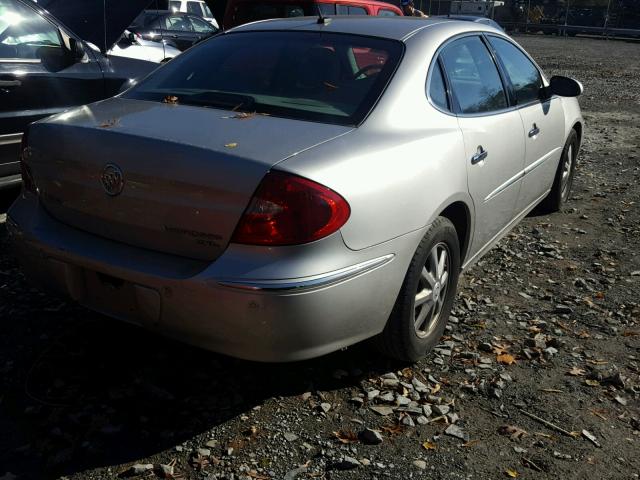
[471, 146, 488, 165]
[0, 79, 21, 88]
[528, 123, 540, 137]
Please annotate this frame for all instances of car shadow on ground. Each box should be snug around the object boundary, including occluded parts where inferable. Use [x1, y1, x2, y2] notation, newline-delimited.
[0, 208, 403, 478]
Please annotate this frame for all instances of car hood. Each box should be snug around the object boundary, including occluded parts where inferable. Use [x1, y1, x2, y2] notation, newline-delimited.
[36, 0, 217, 53]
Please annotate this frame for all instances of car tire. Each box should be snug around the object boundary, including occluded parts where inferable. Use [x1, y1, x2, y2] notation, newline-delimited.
[374, 216, 460, 362]
[539, 129, 579, 213]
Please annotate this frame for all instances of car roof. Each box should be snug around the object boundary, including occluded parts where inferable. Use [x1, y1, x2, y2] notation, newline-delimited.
[229, 16, 498, 41]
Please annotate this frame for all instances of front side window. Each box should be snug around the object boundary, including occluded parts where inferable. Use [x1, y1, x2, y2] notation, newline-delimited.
[125, 31, 403, 126]
[0, 0, 61, 60]
[377, 8, 398, 16]
[428, 60, 448, 111]
[488, 36, 543, 105]
[189, 16, 215, 32]
[440, 35, 507, 114]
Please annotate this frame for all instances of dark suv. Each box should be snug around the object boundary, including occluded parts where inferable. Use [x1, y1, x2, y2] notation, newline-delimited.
[0, 0, 157, 189]
[129, 10, 218, 51]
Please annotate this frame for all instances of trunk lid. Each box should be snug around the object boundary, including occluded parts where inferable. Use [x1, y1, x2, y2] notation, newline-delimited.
[30, 98, 352, 261]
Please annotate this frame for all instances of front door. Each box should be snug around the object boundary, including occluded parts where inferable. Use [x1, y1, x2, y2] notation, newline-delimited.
[161, 14, 199, 50]
[439, 35, 526, 259]
[486, 35, 566, 212]
[0, 0, 104, 172]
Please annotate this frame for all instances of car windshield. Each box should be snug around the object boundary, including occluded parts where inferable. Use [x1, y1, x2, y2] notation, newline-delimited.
[125, 31, 403, 126]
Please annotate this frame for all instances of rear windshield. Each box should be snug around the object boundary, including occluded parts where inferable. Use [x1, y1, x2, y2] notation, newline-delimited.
[125, 31, 403, 126]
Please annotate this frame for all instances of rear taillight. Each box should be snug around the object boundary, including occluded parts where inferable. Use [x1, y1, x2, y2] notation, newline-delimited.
[232, 171, 350, 246]
[19, 127, 36, 194]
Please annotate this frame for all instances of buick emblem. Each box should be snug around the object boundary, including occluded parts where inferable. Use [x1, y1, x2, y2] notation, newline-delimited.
[101, 163, 124, 196]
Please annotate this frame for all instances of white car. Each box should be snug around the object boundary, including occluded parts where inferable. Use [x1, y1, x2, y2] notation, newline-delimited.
[169, 0, 219, 29]
[107, 31, 182, 63]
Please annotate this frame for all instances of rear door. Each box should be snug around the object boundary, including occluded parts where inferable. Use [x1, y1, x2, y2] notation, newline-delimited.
[487, 35, 565, 212]
[0, 0, 104, 176]
[439, 34, 526, 258]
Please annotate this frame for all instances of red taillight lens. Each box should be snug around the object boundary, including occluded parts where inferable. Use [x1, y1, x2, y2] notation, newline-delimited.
[19, 127, 36, 193]
[232, 171, 350, 246]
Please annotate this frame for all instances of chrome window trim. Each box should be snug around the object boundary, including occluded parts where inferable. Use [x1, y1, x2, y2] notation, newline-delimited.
[217, 254, 395, 292]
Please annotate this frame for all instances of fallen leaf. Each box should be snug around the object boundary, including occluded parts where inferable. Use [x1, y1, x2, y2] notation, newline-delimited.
[422, 441, 436, 450]
[224, 142, 238, 148]
[381, 423, 405, 435]
[462, 439, 480, 448]
[505, 468, 519, 478]
[98, 118, 119, 128]
[492, 343, 510, 355]
[430, 383, 441, 394]
[498, 425, 528, 441]
[587, 359, 608, 365]
[623, 331, 640, 337]
[497, 354, 516, 365]
[567, 367, 586, 376]
[163, 95, 179, 104]
[333, 430, 358, 444]
[585, 379, 600, 387]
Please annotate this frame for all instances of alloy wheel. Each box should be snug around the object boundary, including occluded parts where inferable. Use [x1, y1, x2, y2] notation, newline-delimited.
[414, 242, 451, 338]
[560, 144, 574, 200]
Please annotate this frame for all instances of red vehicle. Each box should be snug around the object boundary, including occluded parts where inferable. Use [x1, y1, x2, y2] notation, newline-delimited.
[223, 0, 402, 29]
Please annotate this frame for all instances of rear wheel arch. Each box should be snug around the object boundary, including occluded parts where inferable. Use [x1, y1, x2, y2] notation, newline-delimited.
[438, 201, 472, 265]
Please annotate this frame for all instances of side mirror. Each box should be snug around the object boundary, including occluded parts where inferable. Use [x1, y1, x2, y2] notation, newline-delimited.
[128, 32, 137, 43]
[549, 75, 583, 97]
[68, 37, 86, 61]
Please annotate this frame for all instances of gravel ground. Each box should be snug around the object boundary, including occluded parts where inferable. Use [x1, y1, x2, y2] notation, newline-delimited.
[1, 35, 639, 480]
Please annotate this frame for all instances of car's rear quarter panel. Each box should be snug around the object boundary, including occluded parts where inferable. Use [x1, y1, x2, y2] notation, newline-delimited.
[279, 24, 472, 251]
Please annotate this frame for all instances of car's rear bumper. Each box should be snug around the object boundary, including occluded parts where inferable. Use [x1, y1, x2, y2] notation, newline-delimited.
[8, 193, 421, 361]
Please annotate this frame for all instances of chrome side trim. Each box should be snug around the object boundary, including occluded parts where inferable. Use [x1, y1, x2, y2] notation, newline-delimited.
[0, 133, 22, 146]
[484, 169, 523, 203]
[484, 147, 561, 203]
[217, 254, 395, 292]
[463, 189, 549, 271]
[524, 147, 561, 175]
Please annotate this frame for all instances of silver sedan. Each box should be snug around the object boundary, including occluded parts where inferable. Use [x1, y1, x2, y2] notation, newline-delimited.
[9, 17, 583, 362]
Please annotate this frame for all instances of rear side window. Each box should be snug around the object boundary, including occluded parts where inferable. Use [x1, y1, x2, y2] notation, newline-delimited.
[377, 9, 399, 16]
[165, 15, 194, 31]
[169, 1, 181, 12]
[428, 61, 449, 111]
[232, 2, 315, 24]
[337, 5, 368, 15]
[318, 3, 336, 15]
[488, 36, 543, 105]
[126, 31, 403, 126]
[440, 36, 507, 114]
